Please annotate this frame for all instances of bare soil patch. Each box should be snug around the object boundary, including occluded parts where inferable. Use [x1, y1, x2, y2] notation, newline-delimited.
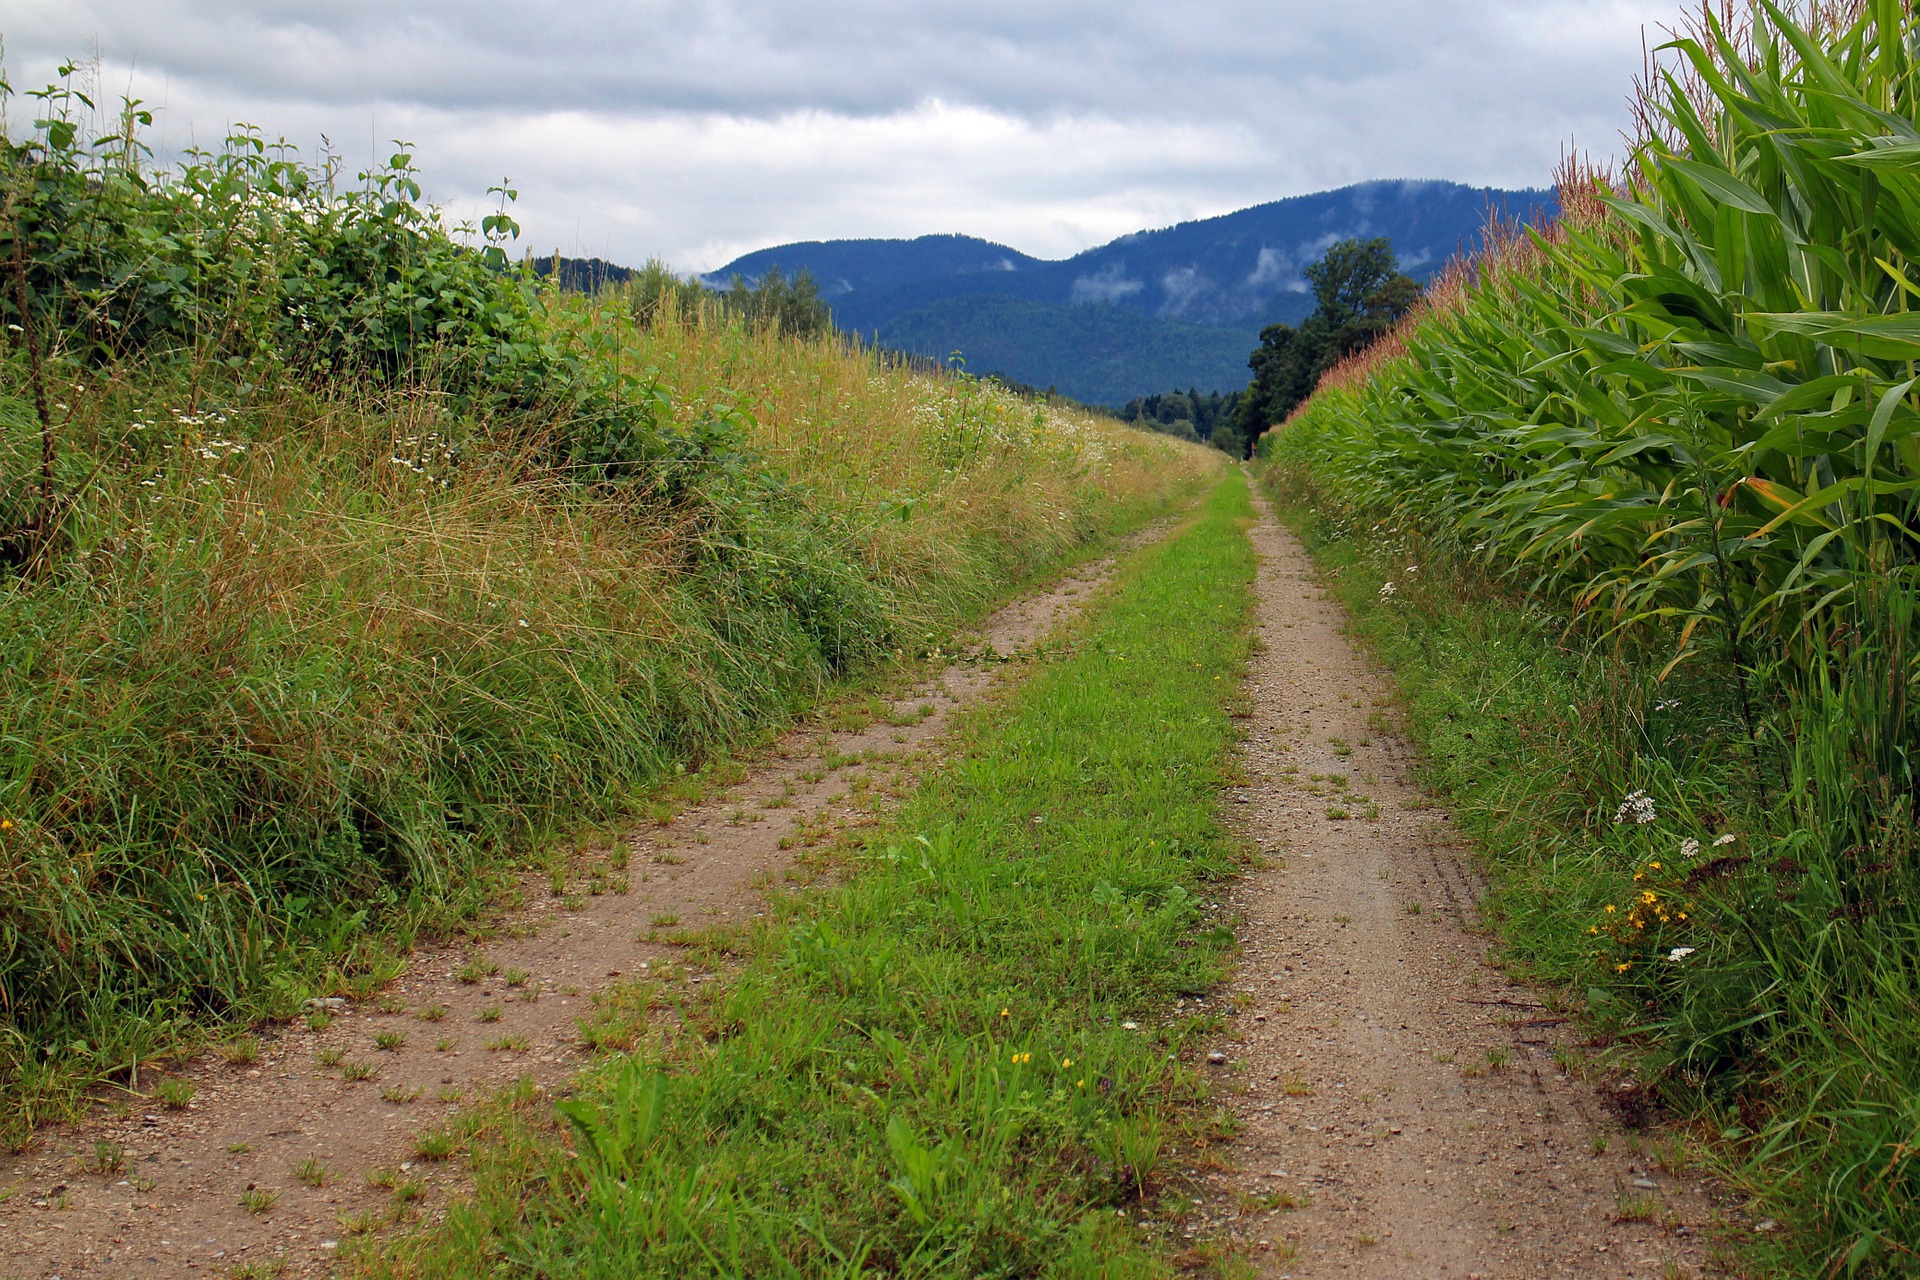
[0, 538, 1155, 1280]
[1190, 486, 1721, 1279]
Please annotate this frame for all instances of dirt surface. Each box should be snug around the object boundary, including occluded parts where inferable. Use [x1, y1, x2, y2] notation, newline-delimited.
[1189, 485, 1721, 1279]
[0, 535, 1157, 1280]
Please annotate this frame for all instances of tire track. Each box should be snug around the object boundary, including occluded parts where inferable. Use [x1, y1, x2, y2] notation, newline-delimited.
[1190, 481, 1717, 1280]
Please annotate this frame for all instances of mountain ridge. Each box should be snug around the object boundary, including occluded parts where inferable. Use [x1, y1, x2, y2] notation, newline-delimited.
[701, 180, 1558, 405]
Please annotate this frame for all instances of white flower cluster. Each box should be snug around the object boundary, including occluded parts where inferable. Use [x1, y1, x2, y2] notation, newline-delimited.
[194, 438, 249, 461]
[1379, 582, 1398, 600]
[1681, 833, 1737, 854]
[1613, 790, 1657, 825]
[171, 407, 231, 431]
[389, 431, 459, 488]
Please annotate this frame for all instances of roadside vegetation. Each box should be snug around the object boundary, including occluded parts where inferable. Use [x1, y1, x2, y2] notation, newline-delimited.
[1260, 2, 1920, 1273]
[0, 69, 1216, 1139]
[360, 473, 1258, 1280]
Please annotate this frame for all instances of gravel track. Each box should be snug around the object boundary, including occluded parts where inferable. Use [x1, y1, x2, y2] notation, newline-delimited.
[1194, 483, 1719, 1280]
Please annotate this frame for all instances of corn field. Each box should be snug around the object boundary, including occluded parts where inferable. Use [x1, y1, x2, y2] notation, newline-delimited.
[1285, 0, 1920, 668]
[1265, 2, 1920, 1272]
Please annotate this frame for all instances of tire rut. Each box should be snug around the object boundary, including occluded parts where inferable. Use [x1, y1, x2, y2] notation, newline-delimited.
[1188, 482, 1720, 1280]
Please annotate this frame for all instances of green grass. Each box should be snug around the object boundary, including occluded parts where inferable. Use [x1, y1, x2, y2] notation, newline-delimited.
[359, 471, 1259, 1278]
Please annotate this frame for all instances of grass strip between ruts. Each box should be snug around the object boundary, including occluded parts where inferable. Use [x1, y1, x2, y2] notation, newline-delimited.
[362, 470, 1260, 1279]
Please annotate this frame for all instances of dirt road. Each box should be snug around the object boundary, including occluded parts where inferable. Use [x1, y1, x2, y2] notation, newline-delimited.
[1193, 484, 1718, 1279]
[0, 534, 1158, 1280]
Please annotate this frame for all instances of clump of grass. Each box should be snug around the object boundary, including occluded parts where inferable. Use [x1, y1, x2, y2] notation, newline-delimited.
[1612, 1190, 1659, 1224]
[415, 1129, 458, 1160]
[216, 1036, 260, 1066]
[340, 1060, 378, 1083]
[294, 1157, 332, 1188]
[82, 1139, 125, 1176]
[476, 1006, 502, 1023]
[374, 1030, 406, 1052]
[239, 1186, 279, 1215]
[455, 959, 498, 986]
[153, 1079, 195, 1110]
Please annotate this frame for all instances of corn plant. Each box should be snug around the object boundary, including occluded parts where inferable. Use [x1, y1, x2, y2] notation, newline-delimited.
[1276, 0, 1920, 674]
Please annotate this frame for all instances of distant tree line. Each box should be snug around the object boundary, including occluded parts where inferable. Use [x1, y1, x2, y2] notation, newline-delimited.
[536, 255, 834, 338]
[1120, 237, 1421, 458]
[978, 373, 1124, 421]
[1120, 389, 1246, 455]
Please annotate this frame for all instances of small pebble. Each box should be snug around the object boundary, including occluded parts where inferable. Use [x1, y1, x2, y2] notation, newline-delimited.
[1207, 1051, 1228, 1065]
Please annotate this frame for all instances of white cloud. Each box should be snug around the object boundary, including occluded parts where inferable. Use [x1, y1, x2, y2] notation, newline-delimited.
[4, 0, 1680, 270]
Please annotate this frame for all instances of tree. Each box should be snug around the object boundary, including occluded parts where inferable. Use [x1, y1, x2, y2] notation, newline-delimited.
[1233, 238, 1419, 447]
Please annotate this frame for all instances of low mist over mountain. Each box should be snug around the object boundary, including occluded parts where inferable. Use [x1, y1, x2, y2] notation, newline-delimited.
[703, 180, 1555, 406]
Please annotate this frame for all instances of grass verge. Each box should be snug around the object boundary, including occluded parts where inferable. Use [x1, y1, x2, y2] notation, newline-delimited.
[358, 470, 1258, 1278]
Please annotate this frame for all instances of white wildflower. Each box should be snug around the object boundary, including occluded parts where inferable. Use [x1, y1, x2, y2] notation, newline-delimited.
[1653, 698, 1681, 712]
[1613, 790, 1657, 825]
[1378, 582, 1397, 600]
[517, 619, 531, 628]
[1713, 833, 1736, 847]
[1679, 837, 1701, 859]
[1121, 1021, 1140, 1031]
[1667, 947, 1696, 961]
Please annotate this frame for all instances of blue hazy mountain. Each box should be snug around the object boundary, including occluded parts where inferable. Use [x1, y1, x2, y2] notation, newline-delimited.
[701, 180, 1556, 406]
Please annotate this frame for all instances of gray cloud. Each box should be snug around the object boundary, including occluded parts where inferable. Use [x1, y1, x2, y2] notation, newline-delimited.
[3, 0, 1677, 269]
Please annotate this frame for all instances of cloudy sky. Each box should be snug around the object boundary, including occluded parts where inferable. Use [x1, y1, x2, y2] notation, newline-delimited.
[3, 1, 1677, 273]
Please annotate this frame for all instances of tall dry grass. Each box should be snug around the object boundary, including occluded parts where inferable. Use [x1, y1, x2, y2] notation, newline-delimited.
[0, 298, 1215, 1139]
